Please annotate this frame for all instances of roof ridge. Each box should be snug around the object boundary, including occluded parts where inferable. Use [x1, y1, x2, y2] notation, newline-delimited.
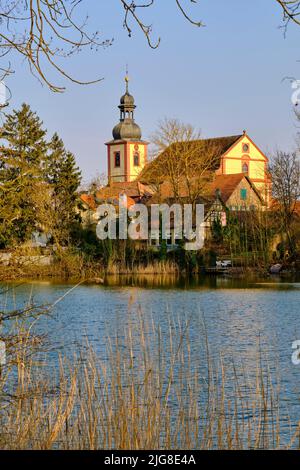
[193, 134, 243, 143]
[170, 135, 243, 145]
[202, 134, 242, 139]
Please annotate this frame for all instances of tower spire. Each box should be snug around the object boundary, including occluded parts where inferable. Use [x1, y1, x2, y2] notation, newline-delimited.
[125, 64, 129, 94]
[112, 75, 142, 141]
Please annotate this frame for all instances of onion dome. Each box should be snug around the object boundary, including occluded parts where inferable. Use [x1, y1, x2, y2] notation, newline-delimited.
[113, 121, 142, 140]
[112, 75, 142, 141]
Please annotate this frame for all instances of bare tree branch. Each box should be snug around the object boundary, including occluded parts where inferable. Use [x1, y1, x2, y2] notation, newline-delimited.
[0, 1, 296, 93]
[276, 0, 300, 26]
[120, 0, 203, 49]
[0, 0, 203, 92]
[142, 118, 220, 208]
[0, 0, 111, 92]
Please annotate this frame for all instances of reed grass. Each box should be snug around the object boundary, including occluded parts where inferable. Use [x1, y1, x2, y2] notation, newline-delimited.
[0, 309, 297, 450]
[0, 251, 181, 281]
[106, 259, 179, 275]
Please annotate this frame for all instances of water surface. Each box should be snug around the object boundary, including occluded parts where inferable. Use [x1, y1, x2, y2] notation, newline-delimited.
[1, 274, 300, 446]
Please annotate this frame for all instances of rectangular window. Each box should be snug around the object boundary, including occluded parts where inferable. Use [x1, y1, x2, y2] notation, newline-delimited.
[114, 152, 121, 168]
[240, 188, 247, 200]
[133, 152, 140, 167]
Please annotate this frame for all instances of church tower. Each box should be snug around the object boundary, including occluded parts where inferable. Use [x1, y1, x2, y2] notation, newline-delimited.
[105, 75, 148, 183]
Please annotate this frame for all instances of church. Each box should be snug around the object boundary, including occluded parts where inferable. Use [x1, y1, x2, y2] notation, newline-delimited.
[81, 76, 272, 236]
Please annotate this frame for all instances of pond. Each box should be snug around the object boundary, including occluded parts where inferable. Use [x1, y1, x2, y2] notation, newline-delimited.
[1, 274, 300, 447]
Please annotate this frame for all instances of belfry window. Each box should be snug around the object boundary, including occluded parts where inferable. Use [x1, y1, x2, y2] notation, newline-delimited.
[242, 162, 249, 174]
[114, 152, 121, 168]
[133, 152, 140, 167]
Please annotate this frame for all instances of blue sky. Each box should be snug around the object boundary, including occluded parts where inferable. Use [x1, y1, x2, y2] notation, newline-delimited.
[5, 0, 300, 182]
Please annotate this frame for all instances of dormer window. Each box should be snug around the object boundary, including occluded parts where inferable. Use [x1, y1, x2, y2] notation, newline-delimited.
[114, 152, 121, 168]
[240, 188, 247, 200]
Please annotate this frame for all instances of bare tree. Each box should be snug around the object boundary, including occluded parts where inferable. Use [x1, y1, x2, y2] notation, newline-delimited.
[270, 151, 300, 256]
[81, 172, 108, 194]
[143, 118, 221, 207]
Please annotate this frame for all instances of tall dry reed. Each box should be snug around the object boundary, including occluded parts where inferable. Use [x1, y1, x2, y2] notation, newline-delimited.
[0, 310, 296, 450]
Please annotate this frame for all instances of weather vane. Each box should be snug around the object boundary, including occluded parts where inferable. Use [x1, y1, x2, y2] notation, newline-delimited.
[125, 64, 129, 92]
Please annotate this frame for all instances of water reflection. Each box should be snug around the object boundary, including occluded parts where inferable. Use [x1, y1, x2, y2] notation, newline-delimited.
[103, 273, 300, 290]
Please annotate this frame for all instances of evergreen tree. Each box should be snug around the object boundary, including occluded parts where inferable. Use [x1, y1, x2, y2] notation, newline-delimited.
[44, 133, 82, 245]
[0, 103, 47, 246]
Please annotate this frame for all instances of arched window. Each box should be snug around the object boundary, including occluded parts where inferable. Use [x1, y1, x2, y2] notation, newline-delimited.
[242, 162, 249, 174]
[134, 152, 140, 167]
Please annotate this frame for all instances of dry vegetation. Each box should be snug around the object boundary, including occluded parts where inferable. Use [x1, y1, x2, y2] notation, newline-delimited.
[0, 251, 181, 282]
[105, 259, 179, 276]
[0, 305, 298, 450]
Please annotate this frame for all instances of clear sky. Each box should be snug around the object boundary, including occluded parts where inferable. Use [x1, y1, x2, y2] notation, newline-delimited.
[5, 0, 300, 183]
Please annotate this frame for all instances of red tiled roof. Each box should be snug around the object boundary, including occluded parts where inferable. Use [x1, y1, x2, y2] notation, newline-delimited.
[96, 181, 153, 201]
[80, 193, 97, 210]
[81, 191, 136, 210]
[144, 173, 251, 205]
[141, 174, 247, 206]
[139, 135, 242, 183]
[209, 173, 246, 202]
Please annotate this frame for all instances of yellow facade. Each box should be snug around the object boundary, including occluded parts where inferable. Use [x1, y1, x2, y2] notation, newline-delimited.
[107, 141, 148, 183]
[218, 134, 270, 205]
[127, 142, 147, 181]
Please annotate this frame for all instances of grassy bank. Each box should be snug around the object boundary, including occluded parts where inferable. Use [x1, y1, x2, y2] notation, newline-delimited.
[0, 257, 180, 282]
[0, 259, 270, 283]
[0, 246, 273, 282]
[4, 237, 300, 282]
